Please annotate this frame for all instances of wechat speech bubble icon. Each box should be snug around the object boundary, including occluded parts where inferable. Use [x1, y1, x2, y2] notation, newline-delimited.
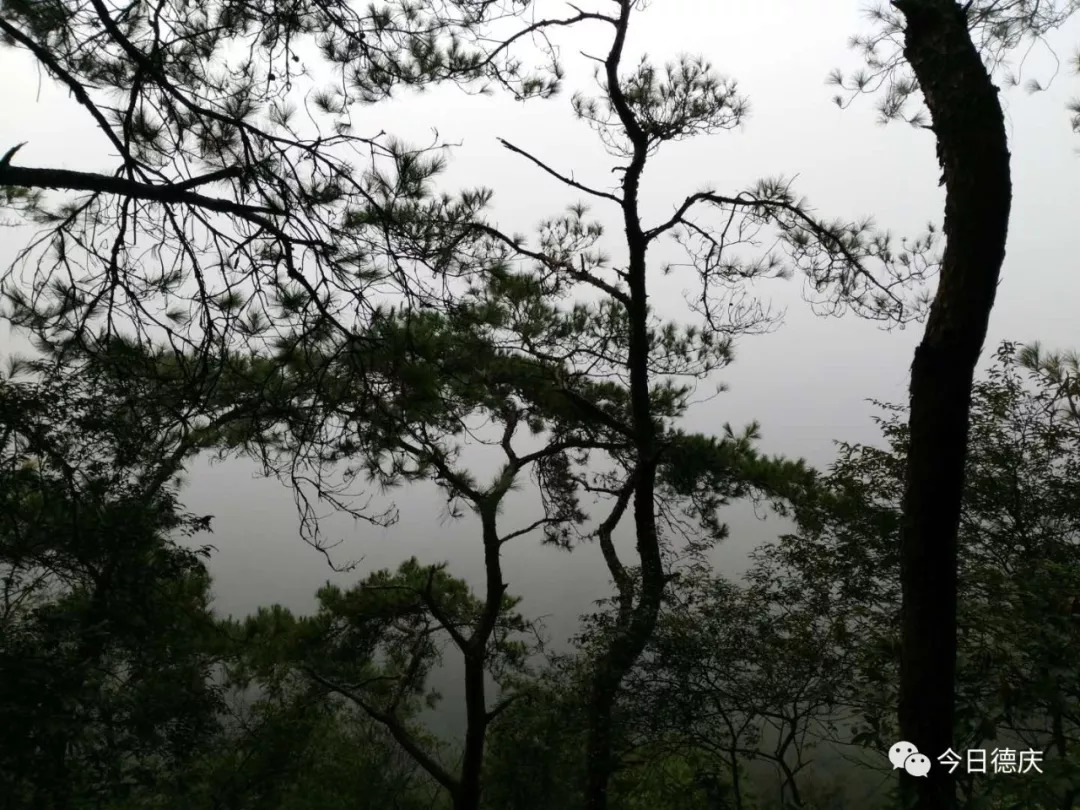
[904, 753, 931, 778]
[888, 741, 919, 770]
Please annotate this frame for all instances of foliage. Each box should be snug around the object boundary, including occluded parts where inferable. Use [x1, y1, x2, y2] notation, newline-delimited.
[0, 358, 464, 810]
[0, 363, 225, 808]
[481, 663, 588, 810]
[0, 0, 586, 391]
[227, 557, 536, 711]
[9, 0, 1068, 808]
[622, 569, 851, 810]
[467, 2, 936, 803]
[219, 557, 538, 805]
[481, 656, 733, 810]
[830, 0, 1080, 127]
[750, 342, 1080, 809]
[181, 685, 447, 810]
[505, 340, 1080, 810]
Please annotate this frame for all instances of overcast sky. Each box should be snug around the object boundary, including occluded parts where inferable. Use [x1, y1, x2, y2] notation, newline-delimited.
[3, 0, 1080, 650]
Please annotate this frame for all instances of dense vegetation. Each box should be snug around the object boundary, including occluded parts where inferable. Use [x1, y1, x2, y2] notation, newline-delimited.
[3, 336, 1079, 809]
[2, 0, 1080, 807]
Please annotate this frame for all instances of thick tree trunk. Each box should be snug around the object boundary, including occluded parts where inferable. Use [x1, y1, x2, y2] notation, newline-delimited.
[456, 653, 487, 810]
[893, 2, 1012, 808]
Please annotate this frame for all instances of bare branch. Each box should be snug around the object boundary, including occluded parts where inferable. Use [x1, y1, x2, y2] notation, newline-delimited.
[498, 138, 622, 203]
[0, 164, 276, 218]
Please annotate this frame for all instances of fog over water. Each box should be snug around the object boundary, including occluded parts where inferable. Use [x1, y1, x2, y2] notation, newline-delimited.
[4, 0, 1080, 740]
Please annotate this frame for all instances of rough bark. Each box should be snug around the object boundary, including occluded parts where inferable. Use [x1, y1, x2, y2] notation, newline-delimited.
[893, 2, 1012, 808]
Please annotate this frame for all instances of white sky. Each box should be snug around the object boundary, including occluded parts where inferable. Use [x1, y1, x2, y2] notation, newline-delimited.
[3, 0, 1080, 652]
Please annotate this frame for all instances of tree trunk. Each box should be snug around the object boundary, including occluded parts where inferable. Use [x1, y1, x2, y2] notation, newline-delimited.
[456, 653, 487, 810]
[583, 471, 664, 810]
[582, 3, 667, 805]
[452, 510, 507, 810]
[893, 2, 1012, 808]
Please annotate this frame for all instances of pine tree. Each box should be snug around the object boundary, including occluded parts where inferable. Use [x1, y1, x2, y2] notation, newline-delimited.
[833, 4, 1080, 806]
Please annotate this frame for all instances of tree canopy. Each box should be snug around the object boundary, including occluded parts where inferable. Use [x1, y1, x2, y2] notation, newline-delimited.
[3, 1, 1080, 808]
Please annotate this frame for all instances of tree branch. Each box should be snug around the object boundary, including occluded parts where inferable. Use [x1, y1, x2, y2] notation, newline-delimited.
[596, 473, 636, 614]
[0, 17, 138, 173]
[498, 138, 622, 203]
[417, 566, 473, 651]
[485, 691, 527, 723]
[302, 667, 459, 794]
[649, 189, 908, 316]
[466, 222, 631, 306]
[0, 164, 276, 218]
